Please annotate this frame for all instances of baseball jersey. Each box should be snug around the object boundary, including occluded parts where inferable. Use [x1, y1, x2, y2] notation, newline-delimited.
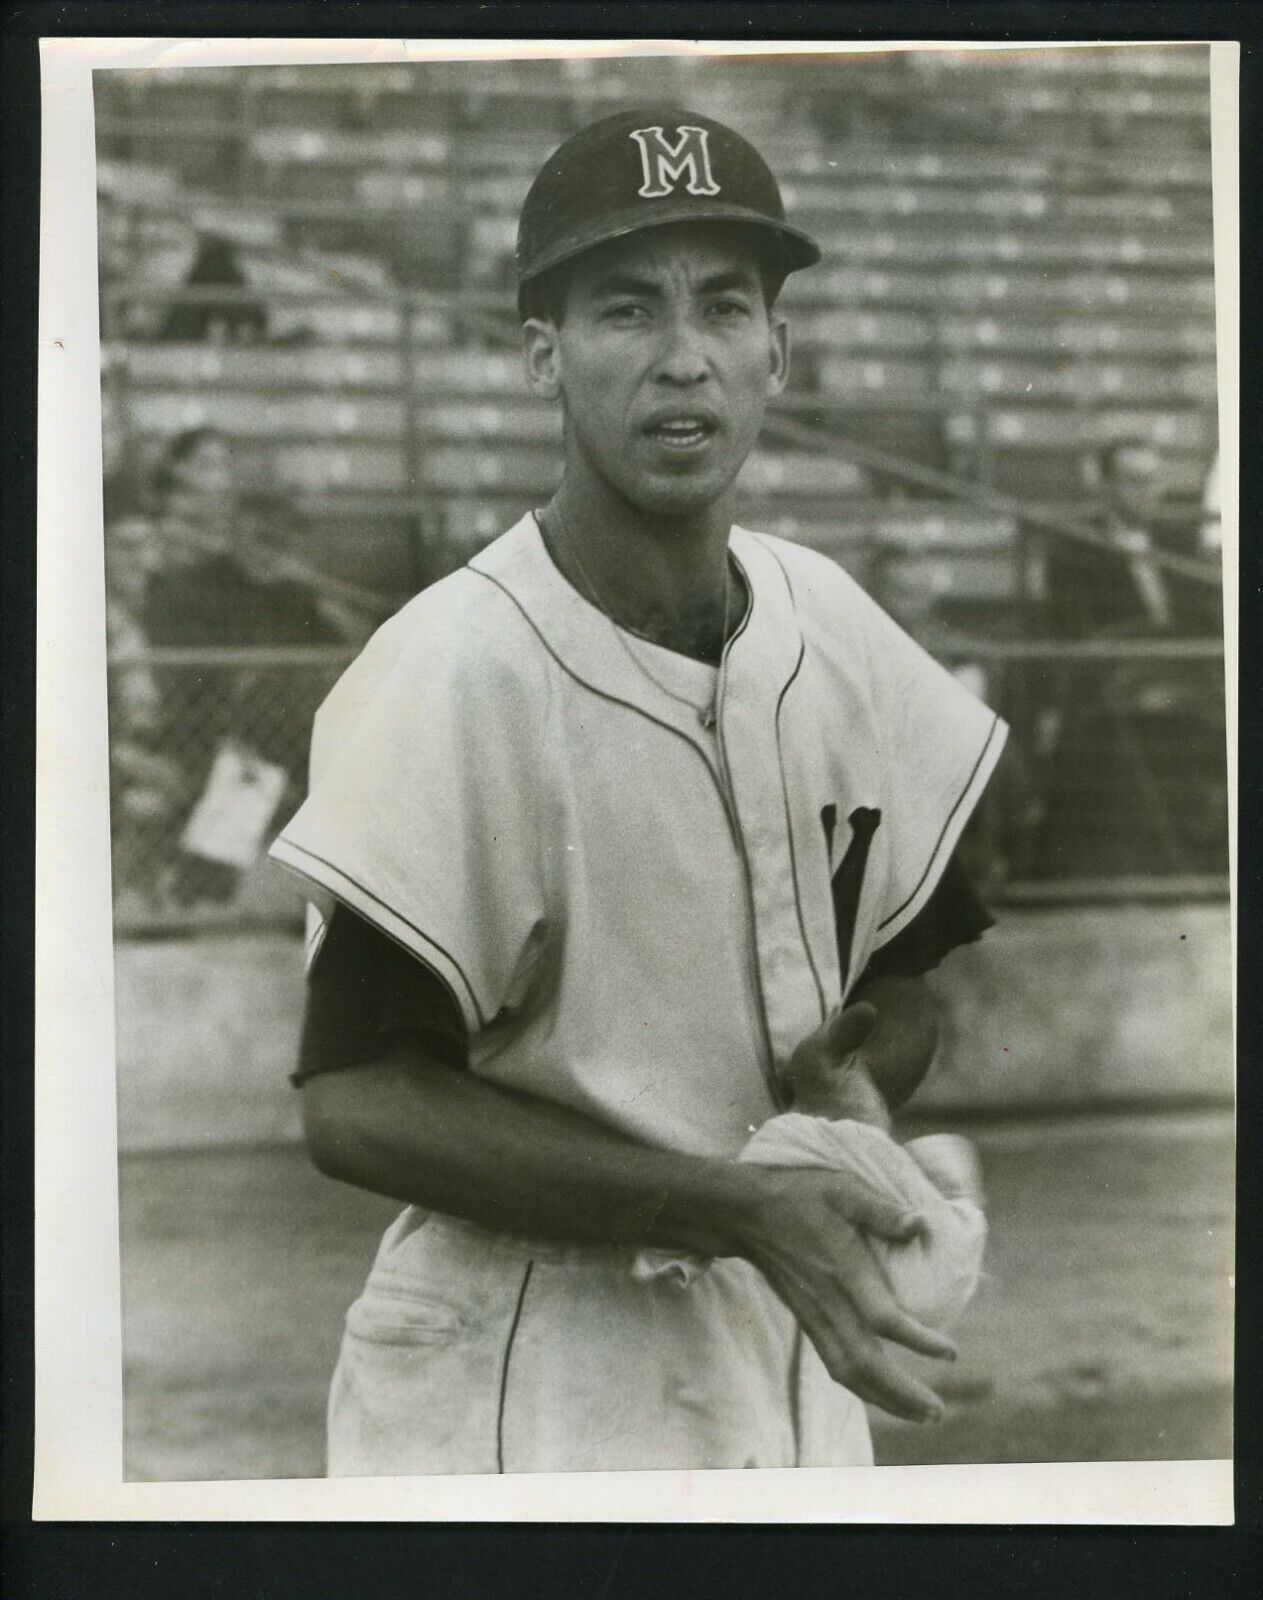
[270, 513, 1006, 1159]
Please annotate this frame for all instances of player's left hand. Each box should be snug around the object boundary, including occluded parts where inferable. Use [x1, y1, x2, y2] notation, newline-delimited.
[782, 1000, 891, 1127]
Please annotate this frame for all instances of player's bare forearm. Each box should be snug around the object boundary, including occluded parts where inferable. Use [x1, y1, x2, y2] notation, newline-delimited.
[845, 974, 941, 1112]
[301, 1045, 764, 1259]
[301, 1042, 956, 1421]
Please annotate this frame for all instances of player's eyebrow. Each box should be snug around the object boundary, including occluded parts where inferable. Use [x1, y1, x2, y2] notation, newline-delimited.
[586, 266, 761, 302]
[695, 269, 761, 297]
[587, 272, 662, 301]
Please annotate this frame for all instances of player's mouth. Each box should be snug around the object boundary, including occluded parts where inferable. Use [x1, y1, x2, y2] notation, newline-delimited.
[642, 413, 720, 453]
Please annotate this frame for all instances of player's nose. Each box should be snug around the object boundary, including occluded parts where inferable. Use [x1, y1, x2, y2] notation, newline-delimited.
[653, 315, 711, 385]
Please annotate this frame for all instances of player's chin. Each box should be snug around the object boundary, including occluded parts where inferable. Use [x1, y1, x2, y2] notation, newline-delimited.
[625, 456, 742, 517]
[630, 477, 734, 520]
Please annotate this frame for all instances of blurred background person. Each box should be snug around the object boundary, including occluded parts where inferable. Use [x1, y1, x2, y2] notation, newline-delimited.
[140, 432, 374, 907]
[1033, 438, 1227, 878]
[146, 425, 238, 568]
[1047, 437, 1174, 638]
[158, 232, 269, 347]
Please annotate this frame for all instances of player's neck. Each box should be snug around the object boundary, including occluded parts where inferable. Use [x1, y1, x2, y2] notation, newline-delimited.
[544, 476, 736, 661]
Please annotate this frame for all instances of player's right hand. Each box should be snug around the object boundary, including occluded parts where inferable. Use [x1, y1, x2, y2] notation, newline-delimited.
[737, 1164, 956, 1423]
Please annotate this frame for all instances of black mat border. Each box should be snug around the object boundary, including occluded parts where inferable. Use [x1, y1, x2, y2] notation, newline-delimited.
[4, 3, 1259, 1594]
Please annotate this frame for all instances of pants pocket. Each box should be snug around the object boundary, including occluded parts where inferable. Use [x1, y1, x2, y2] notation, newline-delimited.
[343, 1288, 466, 1347]
[327, 1215, 532, 1476]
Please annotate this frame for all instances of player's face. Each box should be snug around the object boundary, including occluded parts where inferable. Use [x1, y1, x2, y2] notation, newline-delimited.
[524, 224, 789, 519]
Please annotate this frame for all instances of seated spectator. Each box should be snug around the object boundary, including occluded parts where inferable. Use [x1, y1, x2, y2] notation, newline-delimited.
[148, 425, 238, 567]
[158, 232, 268, 346]
[145, 469, 364, 656]
[1033, 440, 1227, 878]
[1047, 437, 1220, 638]
[142, 439, 367, 908]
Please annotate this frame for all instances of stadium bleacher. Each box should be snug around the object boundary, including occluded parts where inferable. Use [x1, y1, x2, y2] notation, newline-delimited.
[97, 47, 1220, 642]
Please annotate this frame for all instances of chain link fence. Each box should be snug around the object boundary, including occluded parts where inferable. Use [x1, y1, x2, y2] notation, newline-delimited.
[108, 647, 352, 932]
[106, 636, 1228, 936]
[938, 637, 1228, 901]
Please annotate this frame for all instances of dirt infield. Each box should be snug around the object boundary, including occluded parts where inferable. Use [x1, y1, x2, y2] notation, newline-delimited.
[119, 1111, 1233, 1481]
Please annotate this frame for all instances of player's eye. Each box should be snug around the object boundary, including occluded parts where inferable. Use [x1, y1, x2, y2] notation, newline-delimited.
[602, 301, 650, 323]
[708, 298, 751, 320]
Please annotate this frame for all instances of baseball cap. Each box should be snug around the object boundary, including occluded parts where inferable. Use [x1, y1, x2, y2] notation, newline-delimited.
[515, 108, 821, 314]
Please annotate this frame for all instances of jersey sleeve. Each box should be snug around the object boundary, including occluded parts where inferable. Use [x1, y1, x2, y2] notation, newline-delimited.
[793, 552, 1008, 956]
[269, 579, 553, 1037]
[860, 601, 1007, 951]
[856, 849, 994, 982]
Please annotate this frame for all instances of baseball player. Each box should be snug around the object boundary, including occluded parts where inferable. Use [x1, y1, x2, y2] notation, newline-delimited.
[270, 109, 1008, 1474]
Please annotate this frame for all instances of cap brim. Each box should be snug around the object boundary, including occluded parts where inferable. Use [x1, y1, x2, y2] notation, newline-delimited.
[517, 199, 821, 297]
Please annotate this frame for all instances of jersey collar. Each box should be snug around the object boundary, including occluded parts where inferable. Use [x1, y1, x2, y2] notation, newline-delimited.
[467, 514, 804, 743]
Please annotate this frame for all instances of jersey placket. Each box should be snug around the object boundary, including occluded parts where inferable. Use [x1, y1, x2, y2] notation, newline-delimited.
[717, 544, 831, 1076]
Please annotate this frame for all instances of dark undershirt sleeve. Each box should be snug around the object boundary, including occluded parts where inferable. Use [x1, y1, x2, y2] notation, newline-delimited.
[293, 905, 467, 1087]
[855, 850, 995, 985]
[294, 851, 993, 1086]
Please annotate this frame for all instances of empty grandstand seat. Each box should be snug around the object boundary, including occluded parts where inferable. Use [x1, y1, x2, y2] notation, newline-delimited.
[949, 407, 1215, 500]
[825, 408, 950, 475]
[467, 215, 518, 281]
[777, 385, 951, 470]
[420, 349, 525, 395]
[182, 203, 283, 251]
[356, 172, 454, 209]
[787, 144, 1208, 192]
[738, 451, 871, 497]
[747, 516, 874, 584]
[420, 444, 562, 496]
[414, 401, 558, 446]
[113, 342, 409, 389]
[935, 313, 1217, 360]
[814, 223, 1211, 272]
[941, 270, 1215, 316]
[440, 497, 558, 558]
[126, 391, 408, 439]
[938, 357, 1215, 405]
[789, 308, 933, 354]
[873, 509, 1017, 551]
[272, 441, 412, 493]
[791, 183, 1197, 227]
[97, 158, 180, 205]
[251, 128, 452, 168]
[749, 504, 1030, 603]
[877, 551, 1040, 605]
[815, 355, 935, 395]
[783, 265, 1215, 317]
[461, 172, 534, 210]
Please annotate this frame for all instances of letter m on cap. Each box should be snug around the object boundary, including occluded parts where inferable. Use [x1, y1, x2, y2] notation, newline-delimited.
[629, 125, 721, 199]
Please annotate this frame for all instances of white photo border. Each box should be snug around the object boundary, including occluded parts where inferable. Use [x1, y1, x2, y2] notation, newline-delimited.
[33, 34, 1239, 1525]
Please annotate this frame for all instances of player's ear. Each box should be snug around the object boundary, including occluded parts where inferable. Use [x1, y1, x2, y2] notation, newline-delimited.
[522, 318, 562, 401]
[765, 312, 790, 399]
